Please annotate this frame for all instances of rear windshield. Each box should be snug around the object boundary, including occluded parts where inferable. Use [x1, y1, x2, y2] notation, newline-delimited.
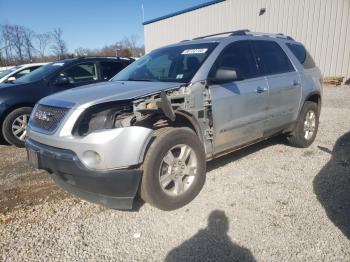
[286, 43, 316, 69]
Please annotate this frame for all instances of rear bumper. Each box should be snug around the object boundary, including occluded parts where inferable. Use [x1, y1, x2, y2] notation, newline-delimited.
[26, 138, 142, 209]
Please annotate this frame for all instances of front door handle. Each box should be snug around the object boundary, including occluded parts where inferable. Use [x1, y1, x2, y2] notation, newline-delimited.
[293, 80, 301, 86]
[256, 86, 268, 93]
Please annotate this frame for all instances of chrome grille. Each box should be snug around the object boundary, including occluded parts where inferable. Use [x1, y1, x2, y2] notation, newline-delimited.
[30, 104, 69, 133]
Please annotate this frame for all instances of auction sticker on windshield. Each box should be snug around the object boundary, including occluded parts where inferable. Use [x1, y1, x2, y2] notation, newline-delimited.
[181, 48, 208, 55]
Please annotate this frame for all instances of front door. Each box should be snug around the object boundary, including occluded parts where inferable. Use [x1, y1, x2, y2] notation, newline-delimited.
[52, 62, 100, 92]
[208, 41, 269, 154]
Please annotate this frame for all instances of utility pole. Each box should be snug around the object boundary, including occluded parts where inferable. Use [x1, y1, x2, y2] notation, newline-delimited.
[141, 4, 145, 23]
[116, 43, 121, 57]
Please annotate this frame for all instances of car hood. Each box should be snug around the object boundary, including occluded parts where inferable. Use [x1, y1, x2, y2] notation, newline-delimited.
[40, 81, 182, 109]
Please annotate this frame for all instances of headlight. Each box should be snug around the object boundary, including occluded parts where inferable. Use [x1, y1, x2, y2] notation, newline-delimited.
[73, 102, 133, 136]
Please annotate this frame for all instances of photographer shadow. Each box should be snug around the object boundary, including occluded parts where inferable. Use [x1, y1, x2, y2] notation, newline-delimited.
[165, 210, 256, 262]
[314, 132, 350, 239]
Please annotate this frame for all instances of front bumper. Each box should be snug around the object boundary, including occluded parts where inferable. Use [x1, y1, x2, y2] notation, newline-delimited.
[26, 138, 142, 209]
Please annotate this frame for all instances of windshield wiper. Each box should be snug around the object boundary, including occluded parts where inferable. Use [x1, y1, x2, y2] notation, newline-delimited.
[128, 78, 158, 82]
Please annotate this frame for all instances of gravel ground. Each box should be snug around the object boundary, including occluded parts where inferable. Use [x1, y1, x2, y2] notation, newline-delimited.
[0, 86, 349, 261]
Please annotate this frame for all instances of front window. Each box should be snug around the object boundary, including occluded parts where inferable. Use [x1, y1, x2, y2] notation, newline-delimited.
[14, 62, 65, 84]
[112, 43, 218, 83]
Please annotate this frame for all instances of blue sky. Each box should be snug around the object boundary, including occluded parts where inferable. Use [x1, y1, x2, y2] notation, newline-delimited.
[0, 0, 210, 52]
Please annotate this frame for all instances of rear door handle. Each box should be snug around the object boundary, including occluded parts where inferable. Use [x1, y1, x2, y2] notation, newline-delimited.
[256, 86, 268, 93]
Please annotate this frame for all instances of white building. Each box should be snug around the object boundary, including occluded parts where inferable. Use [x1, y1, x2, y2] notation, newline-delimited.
[143, 0, 350, 81]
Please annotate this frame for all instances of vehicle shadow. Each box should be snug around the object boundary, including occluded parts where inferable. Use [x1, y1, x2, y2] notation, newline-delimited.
[313, 131, 350, 239]
[207, 135, 287, 172]
[165, 210, 256, 262]
[131, 136, 286, 212]
[0, 136, 10, 146]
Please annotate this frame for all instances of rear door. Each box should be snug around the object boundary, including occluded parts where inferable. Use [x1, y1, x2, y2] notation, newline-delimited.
[251, 40, 301, 132]
[209, 41, 269, 153]
[100, 61, 127, 80]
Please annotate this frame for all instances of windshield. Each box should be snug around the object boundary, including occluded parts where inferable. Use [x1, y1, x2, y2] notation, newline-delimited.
[13, 62, 65, 84]
[0, 66, 20, 79]
[112, 43, 218, 83]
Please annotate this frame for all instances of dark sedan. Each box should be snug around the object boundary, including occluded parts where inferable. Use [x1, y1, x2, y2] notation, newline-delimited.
[0, 57, 133, 147]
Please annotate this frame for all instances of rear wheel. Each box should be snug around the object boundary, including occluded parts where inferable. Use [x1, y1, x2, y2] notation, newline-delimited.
[288, 101, 319, 148]
[140, 127, 206, 211]
[2, 107, 32, 148]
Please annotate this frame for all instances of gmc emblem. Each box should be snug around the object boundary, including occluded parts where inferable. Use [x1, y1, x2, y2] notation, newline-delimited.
[35, 110, 54, 122]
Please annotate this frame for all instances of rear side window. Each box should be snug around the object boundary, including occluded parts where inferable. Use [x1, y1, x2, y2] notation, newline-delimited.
[210, 41, 259, 80]
[101, 61, 125, 80]
[286, 43, 316, 69]
[59, 62, 98, 84]
[251, 41, 295, 75]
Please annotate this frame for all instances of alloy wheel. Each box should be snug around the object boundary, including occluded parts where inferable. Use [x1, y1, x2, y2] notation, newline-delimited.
[12, 114, 30, 141]
[159, 144, 198, 196]
[303, 110, 316, 140]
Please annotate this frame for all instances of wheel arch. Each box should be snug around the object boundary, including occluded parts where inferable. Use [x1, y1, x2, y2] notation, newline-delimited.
[304, 91, 321, 114]
[137, 110, 204, 163]
[0, 103, 35, 129]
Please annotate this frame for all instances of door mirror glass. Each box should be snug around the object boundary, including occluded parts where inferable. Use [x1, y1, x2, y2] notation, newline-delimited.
[212, 67, 239, 83]
[55, 76, 69, 86]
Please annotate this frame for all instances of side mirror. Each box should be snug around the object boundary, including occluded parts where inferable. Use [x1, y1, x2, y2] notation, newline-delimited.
[6, 76, 16, 82]
[55, 76, 69, 86]
[211, 67, 241, 83]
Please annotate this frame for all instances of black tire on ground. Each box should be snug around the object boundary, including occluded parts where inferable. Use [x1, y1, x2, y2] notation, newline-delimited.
[140, 127, 206, 211]
[2, 107, 32, 148]
[288, 101, 319, 148]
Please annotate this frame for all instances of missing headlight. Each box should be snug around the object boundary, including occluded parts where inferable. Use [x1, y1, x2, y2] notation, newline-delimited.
[73, 102, 133, 136]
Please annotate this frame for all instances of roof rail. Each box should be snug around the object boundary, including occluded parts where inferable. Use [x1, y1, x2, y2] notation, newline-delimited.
[230, 29, 250, 36]
[76, 56, 133, 60]
[192, 29, 250, 40]
[189, 29, 294, 41]
[245, 31, 295, 40]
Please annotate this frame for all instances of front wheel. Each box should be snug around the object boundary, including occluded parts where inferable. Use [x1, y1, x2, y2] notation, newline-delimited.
[2, 107, 32, 148]
[288, 101, 319, 148]
[140, 127, 206, 211]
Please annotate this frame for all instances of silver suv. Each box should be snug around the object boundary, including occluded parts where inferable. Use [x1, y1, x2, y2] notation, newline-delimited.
[26, 30, 323, 211]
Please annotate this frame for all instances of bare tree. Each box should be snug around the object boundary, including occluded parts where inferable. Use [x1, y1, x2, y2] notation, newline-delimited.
[51, 28, 67, 59]
[35, 32, 52, 59]
[10, 24, 25, 62]
[74, 47, 89, 57]
[121, 34, 140, 57]
[0, 24, 14, 64]
[22, 27, 35, 61]
[0, 22, 144, 66]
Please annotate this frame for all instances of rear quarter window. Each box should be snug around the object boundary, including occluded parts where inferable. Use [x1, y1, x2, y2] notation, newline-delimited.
[286, 43, 316, 69]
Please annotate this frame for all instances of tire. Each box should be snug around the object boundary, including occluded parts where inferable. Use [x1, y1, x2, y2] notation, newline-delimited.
[288, 101, 319, 148]
[2, 107, 32, 148]
[140, 127, 206, 211]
